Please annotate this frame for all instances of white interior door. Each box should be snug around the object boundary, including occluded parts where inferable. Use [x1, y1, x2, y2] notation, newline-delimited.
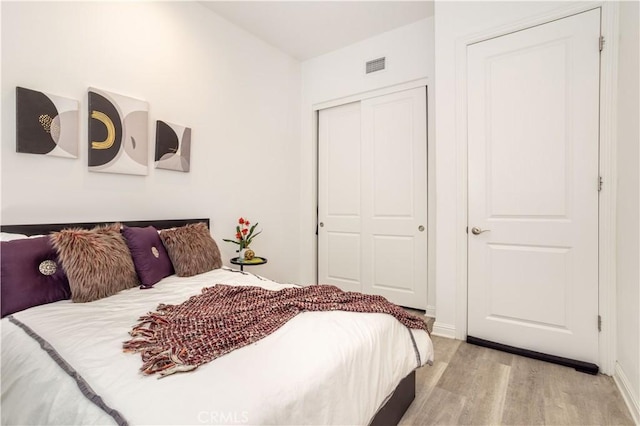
[318, 87, 428, 309]
[467, 9, 601, 365]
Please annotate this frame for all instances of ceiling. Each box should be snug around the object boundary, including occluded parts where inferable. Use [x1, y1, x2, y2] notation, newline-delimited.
[200, 1, 434, 61]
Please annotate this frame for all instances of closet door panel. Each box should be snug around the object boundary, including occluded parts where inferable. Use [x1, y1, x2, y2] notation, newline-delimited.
[318, 87, 427, 309]
[318, 102, 362, 292]
[361, 87, 427, 309]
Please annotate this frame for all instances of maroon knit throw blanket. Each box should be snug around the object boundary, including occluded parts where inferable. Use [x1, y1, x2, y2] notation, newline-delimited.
[123, 284, 428, 377]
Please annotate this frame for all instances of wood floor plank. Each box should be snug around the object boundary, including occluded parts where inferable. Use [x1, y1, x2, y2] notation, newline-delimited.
[542, 361, 595, 425]
[437, 342, 486, 396]
[415, 358, 447, 393]
[401, 338, 635, 426]
[407, 386, 467, 425]
[456, 357, 511, 425]
[540, 358, 635, 426]
[429, 335, 461, 364]
[400, 361, 448, 425]
[501, 355, 546, 425]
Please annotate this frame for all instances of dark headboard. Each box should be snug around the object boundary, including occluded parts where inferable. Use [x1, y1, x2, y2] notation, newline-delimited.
[0, 218, 209, 236]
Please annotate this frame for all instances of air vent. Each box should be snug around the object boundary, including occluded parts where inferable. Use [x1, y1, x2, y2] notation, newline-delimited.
[366, 57, 386, 74]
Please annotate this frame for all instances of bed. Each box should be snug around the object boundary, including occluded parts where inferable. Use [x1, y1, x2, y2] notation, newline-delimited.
[0, 219, 433, 425]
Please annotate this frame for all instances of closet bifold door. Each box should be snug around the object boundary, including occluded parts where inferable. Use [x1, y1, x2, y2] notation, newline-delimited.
[318, 87, 428, 310]
[318, 101, 363, 294]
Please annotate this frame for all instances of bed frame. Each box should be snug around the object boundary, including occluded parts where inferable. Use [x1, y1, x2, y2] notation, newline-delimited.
[0, 218, 416, 426]
[0, 218, 209, 236]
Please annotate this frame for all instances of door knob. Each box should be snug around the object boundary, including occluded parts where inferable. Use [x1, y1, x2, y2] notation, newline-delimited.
[471, 227, 490, 235]
[418, 225, 425, 232]
[319, 222, 324, 227]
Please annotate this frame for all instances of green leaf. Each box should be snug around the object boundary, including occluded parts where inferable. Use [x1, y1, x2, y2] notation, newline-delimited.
[246, 222, 258, 238]
[246, 230, 262, 245]
[244, 223, 261, 246]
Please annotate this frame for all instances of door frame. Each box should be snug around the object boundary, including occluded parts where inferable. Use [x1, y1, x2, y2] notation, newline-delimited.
[452, 3, 619, 375]
[313, 78, 436, 316]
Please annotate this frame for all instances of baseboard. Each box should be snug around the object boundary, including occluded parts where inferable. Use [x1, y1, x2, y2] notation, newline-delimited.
[425, 305, 436, 318]
[614, 362, 640, 424]
[431, 321, 456, 339]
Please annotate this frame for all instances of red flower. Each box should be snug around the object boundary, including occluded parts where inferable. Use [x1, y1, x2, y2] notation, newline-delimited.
[223, 216, 261, 251]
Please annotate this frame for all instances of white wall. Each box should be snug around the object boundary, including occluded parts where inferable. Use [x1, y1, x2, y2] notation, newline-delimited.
[615, 1, 640, 421]
[301, 17, 433, 105]
[299, 18, 436, 310]
[0, 1, 302, 283]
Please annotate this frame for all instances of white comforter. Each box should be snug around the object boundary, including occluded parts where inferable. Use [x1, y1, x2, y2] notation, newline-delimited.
[1, 268, 433, 425]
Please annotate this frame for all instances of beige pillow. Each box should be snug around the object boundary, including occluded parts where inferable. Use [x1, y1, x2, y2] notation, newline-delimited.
[50, 223, 139, 302]
[159, 222, 222, 277]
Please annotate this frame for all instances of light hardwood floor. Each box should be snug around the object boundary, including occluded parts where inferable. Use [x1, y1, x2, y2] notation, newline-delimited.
[400, 334, 635, 425]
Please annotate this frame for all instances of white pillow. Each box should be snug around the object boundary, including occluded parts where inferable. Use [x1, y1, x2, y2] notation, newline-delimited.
[0, 232, 29, 242]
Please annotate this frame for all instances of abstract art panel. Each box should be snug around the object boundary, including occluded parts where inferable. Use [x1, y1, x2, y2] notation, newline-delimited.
[16, 87, 79, 158]
[155, 120, 191, 172]
[88, 88, 148, 175]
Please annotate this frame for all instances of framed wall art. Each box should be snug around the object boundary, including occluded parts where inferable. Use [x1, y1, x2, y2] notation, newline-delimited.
[88, 88, 148, 175]
[16, 87, 79, 158]
[155, 120, 191, 172]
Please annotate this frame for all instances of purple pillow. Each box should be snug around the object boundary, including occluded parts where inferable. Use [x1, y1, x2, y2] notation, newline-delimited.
[121, 226, 174, 288]
[1, 237, 71, 317]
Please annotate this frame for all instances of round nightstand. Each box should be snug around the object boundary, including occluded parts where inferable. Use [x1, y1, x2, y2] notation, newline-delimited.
[230, 256, 268, 272]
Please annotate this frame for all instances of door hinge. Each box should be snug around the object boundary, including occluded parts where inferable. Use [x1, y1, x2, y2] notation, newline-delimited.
[598, 315, 602, 332]
[598, 176, 603, 192]
[599, 35, 605, 52]
[466, 226, 468, 234]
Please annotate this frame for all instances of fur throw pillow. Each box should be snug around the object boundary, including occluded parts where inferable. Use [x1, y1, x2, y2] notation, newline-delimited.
[159, 222, 222, 277]
[50, 223, 139, 302]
